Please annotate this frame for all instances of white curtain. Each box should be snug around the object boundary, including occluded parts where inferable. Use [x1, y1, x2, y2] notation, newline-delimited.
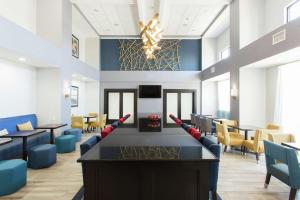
[274, 61, 300, 140]
[217, 80, 230, 112]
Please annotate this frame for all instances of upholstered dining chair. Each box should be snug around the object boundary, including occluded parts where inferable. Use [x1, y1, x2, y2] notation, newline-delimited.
[264, 140, 300, 200]
[216, 123, 244, 153]
[190, 113, 197, 127]
[243, 129, 279, 162]
[266, 123, 281, 130]
[194, 115, 201, 131]
[90, 114, 107, 131]
[222, 119, 240, 135]
[71, 116, 88, 132]
[268, 133, 296, 144]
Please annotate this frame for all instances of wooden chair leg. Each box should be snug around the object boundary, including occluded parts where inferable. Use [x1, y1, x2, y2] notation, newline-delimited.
[289, 188, 297, 200]
[256, 153, 260, 163]
[264, 173, 271, 188]
[224, 145, 227, 153]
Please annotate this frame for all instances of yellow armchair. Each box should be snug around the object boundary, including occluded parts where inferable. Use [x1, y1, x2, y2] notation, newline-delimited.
[268, 133, 296, 144]
[90, 114, 107, 131]
[243, 129, 278, 162]
[222, 119, 240, 135]
[71, 116, 88, 132]
[266, 123, 281, 130]
[216, 123, 244, 153]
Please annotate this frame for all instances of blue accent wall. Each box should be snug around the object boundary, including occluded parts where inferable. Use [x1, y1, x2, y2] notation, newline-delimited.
[100, 39, 201, 71]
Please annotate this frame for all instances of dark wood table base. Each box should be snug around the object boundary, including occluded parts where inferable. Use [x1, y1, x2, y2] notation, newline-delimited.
[83, 162, 209, 200]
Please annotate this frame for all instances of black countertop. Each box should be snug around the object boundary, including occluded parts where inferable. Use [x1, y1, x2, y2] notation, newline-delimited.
[78, 128, 217, 163]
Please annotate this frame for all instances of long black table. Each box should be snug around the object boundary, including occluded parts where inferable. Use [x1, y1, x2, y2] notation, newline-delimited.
[78, 128, 218, 200]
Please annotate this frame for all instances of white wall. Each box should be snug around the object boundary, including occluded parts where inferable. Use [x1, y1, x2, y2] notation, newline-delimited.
[85, 38, 100, 69]
[100, 71, 201, 116]
[36, 68, 61, 125]
[202, 28, 230, 69]
[0, 59, 37, 118]
[201, 81, 218, 116]
[266, 66, 280, 123]
[0, 0, 36, 33]
[71, 80, 100, 116]
[71, 80, 86, 116]
[217, 28, 230, 59]
[85, 82, 100, 114]
[265, 0, 294, 34]
[202, 38, 217, 70]
[240, 0, 294, 48]
[239, 68, 266, 127]
[239, 0, 266, 48]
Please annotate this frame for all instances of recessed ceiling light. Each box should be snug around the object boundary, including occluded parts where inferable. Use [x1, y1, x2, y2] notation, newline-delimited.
[18, 57, 26, 62]
[114, 24, 119, 26]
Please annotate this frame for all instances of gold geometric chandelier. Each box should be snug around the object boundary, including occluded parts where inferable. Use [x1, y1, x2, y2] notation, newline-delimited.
[139, 13, 163, 60]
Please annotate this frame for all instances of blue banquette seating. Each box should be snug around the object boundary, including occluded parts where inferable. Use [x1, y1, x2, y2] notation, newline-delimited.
[199, 136, 221, 200]
[0, 114, 51, 160]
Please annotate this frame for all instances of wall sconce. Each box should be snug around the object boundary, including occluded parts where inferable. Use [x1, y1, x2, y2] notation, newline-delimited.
[63, 80, 71, 98]
[231, 86, 238, 98]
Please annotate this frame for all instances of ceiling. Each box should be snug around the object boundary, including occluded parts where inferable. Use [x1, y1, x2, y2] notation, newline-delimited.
[204, 6, 230, 38]
[70, 0, 231, 38]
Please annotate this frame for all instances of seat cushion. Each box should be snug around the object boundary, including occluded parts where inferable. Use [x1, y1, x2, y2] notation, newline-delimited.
[55, 135, 76, 153]
[269, 163, 289, 185]
[28, 144, 56, 169]
[0, 139, 23, 161]
[244, 140, 254, 150]
[64, 129, 82, 142]
[230, 136, 244, 146]
[0, 159, 27, 196]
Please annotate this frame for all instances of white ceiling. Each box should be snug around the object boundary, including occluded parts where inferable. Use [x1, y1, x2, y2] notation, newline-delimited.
[70, 0, 231, 38]
[204, 6, 230, 38]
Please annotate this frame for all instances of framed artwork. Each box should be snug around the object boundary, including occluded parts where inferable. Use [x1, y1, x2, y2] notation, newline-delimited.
[72, 34, 79, 58]
[71, 86, 79, 107]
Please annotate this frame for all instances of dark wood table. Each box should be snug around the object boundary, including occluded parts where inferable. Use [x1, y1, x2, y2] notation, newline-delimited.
[282, 142, 300, 151]
[78, 128, 218, 200]
[203, 116, 227, 124]
[0, 130, 46, 160]
[84, 116, 97, 132]
[36, 123, 67, 144]
[227, 125, 259, 140]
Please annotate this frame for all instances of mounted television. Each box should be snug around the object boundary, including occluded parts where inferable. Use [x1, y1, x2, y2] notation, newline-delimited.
[139, 85, 161, 98]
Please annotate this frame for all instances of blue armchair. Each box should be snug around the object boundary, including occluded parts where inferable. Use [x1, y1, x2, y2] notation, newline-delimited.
[200, 136, 221, 200]
[264, 140, 300, 200]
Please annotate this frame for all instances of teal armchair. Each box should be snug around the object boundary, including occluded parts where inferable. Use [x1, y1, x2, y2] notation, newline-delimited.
[264, 140, 300, 200]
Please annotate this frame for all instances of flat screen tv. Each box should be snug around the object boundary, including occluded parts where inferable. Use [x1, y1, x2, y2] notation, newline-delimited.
[139, 85, 161, 98]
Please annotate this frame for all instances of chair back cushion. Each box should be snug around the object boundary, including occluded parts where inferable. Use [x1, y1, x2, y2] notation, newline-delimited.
[268, 133, 295, 144]
[264, 140, 288, 164]
[0, 114, 37, 134]
[80, 136, 101, 156]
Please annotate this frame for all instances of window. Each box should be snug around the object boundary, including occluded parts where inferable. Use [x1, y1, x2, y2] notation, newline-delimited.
[220, 47, 230, 60]
[163, 89, 196, 127]
[275, 62, 300, 141]
[286, 0, 300, 22]
[104, 89, 137, 127]
[217, 80, 230, 112]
